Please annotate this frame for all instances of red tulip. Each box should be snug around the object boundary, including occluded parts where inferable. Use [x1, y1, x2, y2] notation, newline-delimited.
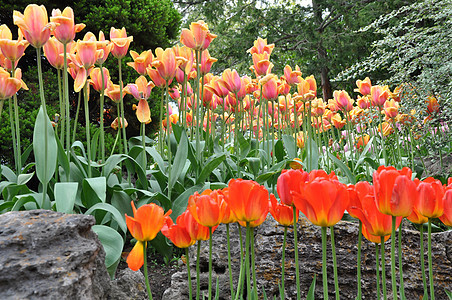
[187, 189, 226, 228]
[161, 211, 195, 248]
[269, 194, 298, 226]
[416, 177, 445, 219]
[277, 169, 309, 207]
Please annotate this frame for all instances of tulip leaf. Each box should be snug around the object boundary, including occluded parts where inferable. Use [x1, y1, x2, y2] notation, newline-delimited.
[90, 128, 100, 161]
[445, 289, 452, 299]
[33, 106, 58, 185]
[170, 183, 206, 221]
[20, 144, 33, 168]
[54, 182, 79, 214]
[92, 225, 123, 278]
[169, 131, 188, 192]
[306, 137, 319, 171]
[56, 134, 70, 181]
[237, 132, 251, 159]
[149, 232, 173, 264]
[16, 173, 34, 186]
[306, 275, 316, 300]
[82, 177, 106, 207]
[150, 192, 172, 212]
[274, 139, 285, 162]
[196, 153, 226, 184]
[0, 165, 17, 182]
[12, 193, 41, 211]
[328, 152, 356, 184]
[354, 137, 374, 171]
[146, 146, 165, 172]
[85, 202, 127, 234]
[282, 135, 297, 159]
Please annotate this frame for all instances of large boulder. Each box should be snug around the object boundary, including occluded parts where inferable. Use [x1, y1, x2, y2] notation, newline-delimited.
[163, 216, 452, 299]
[0, 210, 146, 300]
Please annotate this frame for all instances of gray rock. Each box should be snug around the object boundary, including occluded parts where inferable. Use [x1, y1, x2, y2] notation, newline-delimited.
[0, 210, 145, 300]
[163, 215, 452, 299]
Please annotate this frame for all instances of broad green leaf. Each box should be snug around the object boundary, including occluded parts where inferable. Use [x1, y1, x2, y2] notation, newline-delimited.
[92, 225, 123, 278]
[274, 139, 284, 162]
[85, 203, 127, 234]
[33, 106, 57, 185]
[282, 135, 297, 159]
[169, 131, 188, 191]
[20, 144, 33, 168]
[306, 275, 316, 300]
[0, 165, 17, 182]
[196, 154, 226, 184]
[17, 173, 34, 186]
[445, 289, 452, 299]
[150, 192, 171, 211]
[146, 146, 165, 171]
[328, 152, 356, 184]
[56, 133, 70, 181]
[354, 137, 374, 171]
[11, 193, 40, 210]
[82, 177, 106, 207]
[90, 128, 100, 161]
[237, 132, 251, 159]
[306, 137, 319, 171]
[54, 182, 78, 214]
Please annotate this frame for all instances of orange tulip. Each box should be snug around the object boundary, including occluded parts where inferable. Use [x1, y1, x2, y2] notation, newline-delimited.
[283, 65, 302, 86]
[0, 67, 27, 100]
[127, 50, 153, 76]
[362, 225, 390, 243]
[125, 201, 171, 271]
[151, 47, 182, 83]
[297, 77, 316, 101]
[378, 121, 393, 136]
[105, 83, 125, 103]
[370, 85, 390, 107]
[260, 74, 279, 101]
[248, 37, 275, 55]
[269, 194, 298, 226]
[416, 177, 445, 219]
[161, 210, 195, 248]
[13, 4, 57, 48]
[356, 95, 371, 109]
[355, 134, 370, 151]
[354, 77, 372, 96]
[0, 25, 29, 63]
[124, 75, 155, 100]
[135, 99, 151, 124]
[222, 68, 242, 94]
[0, 53, 17, 71]
[110, 116, 128, 130]
[109, 27, 133, 59]
[50, 7, 85, 45]
[147, 67, 168, 88]
[440, 186, 452, 226]
[250, 52, 273, 76]
[426, 96, 439, 114]
[85, 31, 112, 65]
[187, 189, 226, 228]
[383, 99, 399, 119]
[43, 37, 73, 69]
[182, 209, 211, 241]
[331, 113, 346, 129]
[407, 206, 428, 225]
[373, 166, 415, 217]
[180, 20, 217, 51]
[277, 168, 309, 207]
[333, 90, 354, 112]
[88, 67, 110, 92]
[226, 178, 269, 226]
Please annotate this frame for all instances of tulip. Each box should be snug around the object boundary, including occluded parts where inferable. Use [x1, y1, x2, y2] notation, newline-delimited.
[109, 27, 133, 59]
[0, 67, 26, 100]
[151, 47, 183, 83]
[222, 68, 242, 94]
[426, 95, 439, 114]
[124, 75, 155, 100]
[88, 67, 110, 92]
[371, 85, 390, 107]
[250, 52, 273, 76]
[283, 65, 302, 86]
[135, 99, 151, 124]
[383, 99, 399, 119]
[416, 177, 445, 219]
[248, 37, 275, 55]
[111, 117, 128, 130]
[0, 25, 29, 64]
[260, 74, 279, 101]
[354, 77, 372, 96]
[333, 90, 354, 112]
[180, 20, 217, 51]
[50, 7, 85, 45]
[105, 83, 124, 104]
[199, 49, 217, 75]
[356, 95, 371, 109]
[187, 189, 225, 228]
[440, 185, 452, 226]
[127, 50, 153, 76]
[43, 37, 73, 70]
[0, 53, 18, 71]
[13, 5, 57, 48]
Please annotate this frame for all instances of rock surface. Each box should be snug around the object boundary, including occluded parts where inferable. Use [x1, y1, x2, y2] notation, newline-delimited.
[163, 216, 452, 299]
[0, 210, 146, 300]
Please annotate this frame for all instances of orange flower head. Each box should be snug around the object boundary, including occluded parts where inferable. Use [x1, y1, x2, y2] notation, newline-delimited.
[277, 168, 309, 207]
[354, 77, 372, 96]
[124, 75, 155, 100]
[356, 95, 371, 109]
[151, 47, 183, 83]
[50, 7, 85, 44]
[222, 68, 242, 94]
[440, 186, 452, 226]
[426, 96, 439, 114]
[0, 67, 27, 100]
[373, 166, 415, 217]
[199, 49, 217, 75]
[105, 83, 124, 103]
[416, 177, 445, 219]
[407, 206, 428, 225]
[355, 134, 370, 151]
[283, 65, 302, 86]
[125, 201, 171, 271]
[180, 20, 217, 51]
[88, 67, 110, 92]
[161, 210, 195, 249]
[370, 85, 390, 107]
[260, 74, 279, 101]
[147, 67, 168, 88]
[250, 52, 273, 77]
[269, 194, 298, 226]
[226, 178, 269, 226]
[127, 50, 153, 76]
[187, 189, 226, 228]
[109, 27, 133, 59]
[333, 90, 354, 112]
[0, 25, 29, 63]
[297, 77, 316, 101]
[13, 4, 57, 48]
[378, 121, 393, 136]
[248, 37, 275, 55]
[135, 98, 152, 124]
[331, 113, 346, 129]
[383, 99, 399, 119]
[182, 209, 211, 241]
[362, 225, 390, 244]
[43, 37, 73, 70]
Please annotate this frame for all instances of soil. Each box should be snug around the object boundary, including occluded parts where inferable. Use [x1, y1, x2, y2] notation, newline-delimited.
[116, 246, 183, 300]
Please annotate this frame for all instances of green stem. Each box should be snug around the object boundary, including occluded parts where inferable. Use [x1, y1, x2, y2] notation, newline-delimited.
[357, 221, 363, 300]
[8, 98, 18, 174]
[420, 224, 428, 299]
[235, 223, 245, 300]
[251, 227, 257, 298]
[428, 219, 435, 300]
[186, 247, 192, 300]
[376, 243, 380, 300]
[381, 236, 387, 300]
[72, 91, 82, 144]
[165, 83, 173, 199]
[208, 227, 213, 300]
[391, 216, 397, 300]
[330, 226, 340, 300]
[110, 129, 120, 157]
[159, 88, 164, 154]
[118, 58, 127, 154]
[398, 220, 406, 299]
[378, 107, 388, 166]
[141, 121, 146, 169]
[196, 241, 201, 300]
[281, 226, 287, 300]
[83, 84, 92, 177]
[99, 64, 106, 163]
[143, 242, 153, 300]
[57, 68, 64, 144]
[64, 43, 71, 163]
[245, 224, 251, 299]
[0, 100, 4, 124]
[226, 224, 234, 298]
[321, 227, 329, 300]
[293, 207, 301, 300]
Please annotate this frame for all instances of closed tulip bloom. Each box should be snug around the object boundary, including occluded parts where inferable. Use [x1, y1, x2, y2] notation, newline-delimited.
[180, 20, 217, 51]
[384, 99, 399, 119]
[248, 37, 275, 55]
[356, 95, 371, 109]
[222, 69, 242, 94]
[110, 27, 133, 59]
[440, 187, 452, 226]
[0, 25, 29, 63]
[161, 211, 195, 248]
[260, 74, 279, 101]
[408, 206, 428, 225]
[50, 7, 85, 45]
[371, 85, 390, 107]
[226, 179, 269, 226]
[277, 168, 309, 206]
[135, 99, 151, 124]
[183, 209, 211, 241]
[373, 166, 415, 217]
[199, 49, 217, 75]
[354, 77, 372, 96]
[111, 116, 128, 130]
[43, 37, 73, 69]
[124, 75, 155, 100]
[283, 65, 302, 86]
[127, 50, 153, 76]
[270, 194, 298, 226]
[88, 67, 110, 92]
[333, 90, 354, 112]
[125, 201, 171, 271]
[426, 96, 439, 115]
[188, 189, 226, 228]
[362, 224, 390, 244]
[416, 177, 445, 219]
[0, 67, 27, 99]
[151, 47, 183, 82]
[13, 4, 57, 48]
[251, 52, 273, 76]
[105, 83, 124, 103]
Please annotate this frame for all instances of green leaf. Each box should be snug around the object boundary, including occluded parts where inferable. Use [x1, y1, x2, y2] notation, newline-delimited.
[0, 165, 17, 182]
[33, 106, 57, 185]
[245, 157, 261, 178]
[149, 232, 172, 264]
[306, 137, 319, 171]
[328, 152, 356, 184]
[170, 183, 206, 221]
[196, 154, 226, 184]
[17, 173, 34, 186]
[169, 131, 188, 192]
[237, 132, 251, 159]
[146, 146, 165, 171]
[92, 225, 123, 278]
[445, 289, 452, 300]
[274, 139, 285, 162]
[90, 127, 100, 161]
[364, 157, 380, 171]
[20, 144, 33, 167]
[282, 135, 297, 159]
[81, 177, 106, 208]
[151, 192, 172, 211]
[306, 275, 316, 300]
[56, 133, 70, 181]
[85, 203, 127, 234]
[11, 193, 40, 210]
[354, 137, 374, 171]
[54, 182, 78, 214]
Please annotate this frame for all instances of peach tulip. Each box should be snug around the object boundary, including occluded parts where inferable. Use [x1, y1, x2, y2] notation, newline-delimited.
[127, 50, 153, 76]
[50, 7, 85, 45]
[180, 20, 217, 51]
[110, 27, 133, 59]
[0, 25, 29, 63]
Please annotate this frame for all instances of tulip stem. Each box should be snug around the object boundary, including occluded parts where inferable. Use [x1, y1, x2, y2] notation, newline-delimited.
[159, 88, 164, 154]
[251, 227, 258, 299]
[72, 91, 82, 145]
[428, 219, 435, 300]
[420, 224, 428, 299]
[83, 84, 92, 177]
[196, 241, 201, 300]
[357, 221, 362, 300]
[165, 83, 173, 199]
[99, 64, 106, 163]
[13, 94, 21, 173]
[110, 129, 120, 157]
[330, 226, 340, 300]
[378, 107, 388, 166]
[390, 216, 397, 300]
[398, 221, 406, 299]
[226, 224, 234, 298]
[245, 224, 251, 299]
[141, 121, 146, 169]
[8, 98, 18, 174]
[186, 247, 192, 300]
[375, 243, 380, 300]
[143, 242, 153, 300]
[381, 236, 387, 300]
[321, 227, 329, 300]
[281, 226, 287, 300]
[208, 227, 213, 300]
[63, 43, 71, 171]
[57, 68, 64, 145]
[293, 207, 301, 300]
[235, 223, 245, 300]
[118, 58, 127, 155]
